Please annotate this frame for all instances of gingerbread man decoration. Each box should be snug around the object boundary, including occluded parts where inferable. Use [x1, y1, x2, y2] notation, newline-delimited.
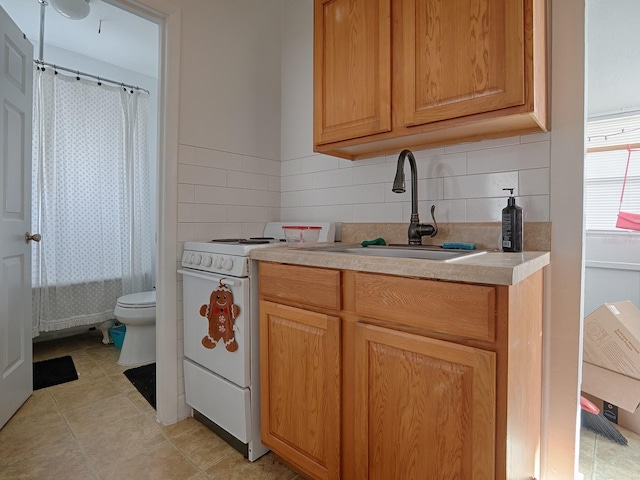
[199, 279, 240, 352]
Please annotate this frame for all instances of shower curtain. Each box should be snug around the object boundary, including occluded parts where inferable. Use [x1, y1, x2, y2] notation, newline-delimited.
[31, 66, 153, 336]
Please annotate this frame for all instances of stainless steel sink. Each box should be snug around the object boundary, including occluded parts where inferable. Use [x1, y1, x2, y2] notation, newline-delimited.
[305, 244, 485, 261]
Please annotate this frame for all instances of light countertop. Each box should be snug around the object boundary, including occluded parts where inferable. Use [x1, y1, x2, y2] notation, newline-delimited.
[250, 244, 550, 286]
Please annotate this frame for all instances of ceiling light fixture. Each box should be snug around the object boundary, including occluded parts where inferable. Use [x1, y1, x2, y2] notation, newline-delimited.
[51, 0, 90, 20]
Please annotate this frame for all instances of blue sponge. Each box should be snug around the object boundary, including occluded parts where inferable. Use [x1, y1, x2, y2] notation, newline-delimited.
[441, 242, 476, 250]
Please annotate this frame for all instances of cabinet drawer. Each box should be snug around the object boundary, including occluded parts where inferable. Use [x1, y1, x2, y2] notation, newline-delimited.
[354, 272, 495, 342]
[259, 262, 341, 310]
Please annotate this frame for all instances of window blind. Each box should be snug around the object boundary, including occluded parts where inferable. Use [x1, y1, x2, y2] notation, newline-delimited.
[586, 116, 640, 230]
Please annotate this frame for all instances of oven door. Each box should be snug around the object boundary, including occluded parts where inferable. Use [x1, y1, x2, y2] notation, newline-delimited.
[180, 269, 251, 388]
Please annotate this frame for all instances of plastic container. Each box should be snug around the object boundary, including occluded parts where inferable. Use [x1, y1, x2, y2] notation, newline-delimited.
[109, 325, 126, 349]
[282, 225, 322, 247]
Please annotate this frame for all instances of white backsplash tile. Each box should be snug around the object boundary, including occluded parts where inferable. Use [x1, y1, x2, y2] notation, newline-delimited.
[444, 135, 521, 154]
[444, 171, 519, 199]
[519, 168, 550, 195]
[177, 203, 195, 223]
[300, 153, 340, 173]
[195, 148, 242, 171]
[242, 189, 280, 207]
[312, 204, 354, 223]
[194, 185, 242, 205]
[177, 184, 195, 203]
[313, 167, 354, 188]
[193, 222, 241, 240]
[241, 223, 269, 238]
[243, 155, 280, 176]
[353, 162, 397, 185]
[411, 146, 446, 159]
[520, 195, 550, 222]
[281, 190, 301, 208]
[280, 206, 314, 221]
[467, 141, 550, 174]
[354, 202, 403, 223]
[178, 144, 195, 165]
[427, 199, 466, 223]
[404, 200, 466, 224]
[281, 173, 313, 192]
[384, 178, 443, 203]
[281, 158, 301, 176]
[176, 221, 195, 242]
[465, 197, 506, 222]
[419, 152, 468, 178]
[178, 164, 227, 187]
[227, 170, 269, 190]
[465, 195, 550, 223]
[268, 175, 281, 192]
[190, 204, 227, 223]
[226, 205, 279, 223]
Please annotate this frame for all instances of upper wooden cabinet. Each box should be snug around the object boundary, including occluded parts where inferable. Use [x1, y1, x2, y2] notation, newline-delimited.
[313, 0, 391, 145]
[313, 0, 547, 160]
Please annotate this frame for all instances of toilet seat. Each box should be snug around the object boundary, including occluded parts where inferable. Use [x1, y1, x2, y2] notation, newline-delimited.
[117, 291, 156, 308]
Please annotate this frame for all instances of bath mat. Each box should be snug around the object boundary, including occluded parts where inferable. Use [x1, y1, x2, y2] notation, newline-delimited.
[124, 363, 156, 409]
[33, 355, 78, 390]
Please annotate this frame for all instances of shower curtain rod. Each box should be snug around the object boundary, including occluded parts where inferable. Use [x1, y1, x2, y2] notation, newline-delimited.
[33, 60, 151, 96]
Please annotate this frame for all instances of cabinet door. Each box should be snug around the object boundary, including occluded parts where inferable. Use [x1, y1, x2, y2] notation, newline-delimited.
[314, 0, 391, 145]
[402, 0, 525, 127]
[354, 322, 496, 480]
[260, 301, 341, 480]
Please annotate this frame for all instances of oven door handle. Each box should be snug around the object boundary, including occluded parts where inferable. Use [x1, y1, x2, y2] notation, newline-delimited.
[178, 269, 241, 286]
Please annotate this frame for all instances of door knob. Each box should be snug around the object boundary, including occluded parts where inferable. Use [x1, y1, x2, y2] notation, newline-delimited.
[25, 232, 42, 243]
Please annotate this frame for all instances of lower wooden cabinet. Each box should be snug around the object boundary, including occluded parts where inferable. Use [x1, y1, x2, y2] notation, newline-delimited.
[259, 300, 341, 480]
[353, 323, 496, 480]
[258, 262, 543, 480]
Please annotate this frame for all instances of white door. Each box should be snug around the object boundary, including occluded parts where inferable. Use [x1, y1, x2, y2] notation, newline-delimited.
[0, 6, 34, 429]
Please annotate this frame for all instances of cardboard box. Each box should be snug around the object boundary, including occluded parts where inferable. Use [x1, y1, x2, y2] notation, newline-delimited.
[583, 301, 640, 380]
[582, 301, 640, 435]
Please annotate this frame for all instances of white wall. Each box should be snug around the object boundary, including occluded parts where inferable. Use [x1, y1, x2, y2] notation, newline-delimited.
[584, 232, 640, 315]
[172, 0, 283, 417]
[588, 0, 640, 118]
[281, 1, 550, 227]
[175, 0, 282, 240]
[282, 2, 583, 479]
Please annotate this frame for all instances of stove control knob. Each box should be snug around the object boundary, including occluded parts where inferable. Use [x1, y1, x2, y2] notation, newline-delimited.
[222, 258, 234, 271]
[213, 256, 223, 269]
[183, 252, 192, 264]
[192, 253, 202, 265]
[202, 255, 212, 267]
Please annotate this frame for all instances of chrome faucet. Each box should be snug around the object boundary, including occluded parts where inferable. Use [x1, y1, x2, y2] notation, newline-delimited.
[392, 149, 438, 245]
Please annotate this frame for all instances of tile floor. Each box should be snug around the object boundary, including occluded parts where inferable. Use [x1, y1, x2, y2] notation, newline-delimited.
[4, 330, 639, 480]
[0, 330, 303, 480]
[579, 420, 640, 479]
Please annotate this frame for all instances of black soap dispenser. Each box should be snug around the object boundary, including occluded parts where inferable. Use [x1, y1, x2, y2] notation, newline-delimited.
[501, 188, 523, 252]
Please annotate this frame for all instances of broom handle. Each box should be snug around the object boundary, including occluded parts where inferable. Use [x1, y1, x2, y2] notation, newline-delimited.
[619, 145, 633, 212]
[580, 395, 600, 415]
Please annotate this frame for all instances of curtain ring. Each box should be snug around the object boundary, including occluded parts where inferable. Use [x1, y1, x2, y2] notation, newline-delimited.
[76, 71, 80, 81]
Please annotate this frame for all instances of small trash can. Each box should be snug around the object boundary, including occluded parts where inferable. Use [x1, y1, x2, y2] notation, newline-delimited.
[109, 325, 126, 349]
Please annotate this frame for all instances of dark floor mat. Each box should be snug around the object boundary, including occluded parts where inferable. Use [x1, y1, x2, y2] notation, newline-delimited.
[124, 363, 156, 409]
[33, 355, 78, 390]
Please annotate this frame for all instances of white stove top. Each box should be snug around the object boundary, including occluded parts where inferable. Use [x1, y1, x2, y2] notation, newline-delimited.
[181, 222, 335, 277]
[184, 239, 282, 256]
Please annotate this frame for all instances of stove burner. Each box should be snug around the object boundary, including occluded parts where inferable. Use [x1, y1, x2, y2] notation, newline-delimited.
[208, 237, 276, 245]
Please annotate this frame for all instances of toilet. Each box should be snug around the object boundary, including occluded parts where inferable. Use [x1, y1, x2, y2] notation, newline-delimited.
[113, 290, 156, 366]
